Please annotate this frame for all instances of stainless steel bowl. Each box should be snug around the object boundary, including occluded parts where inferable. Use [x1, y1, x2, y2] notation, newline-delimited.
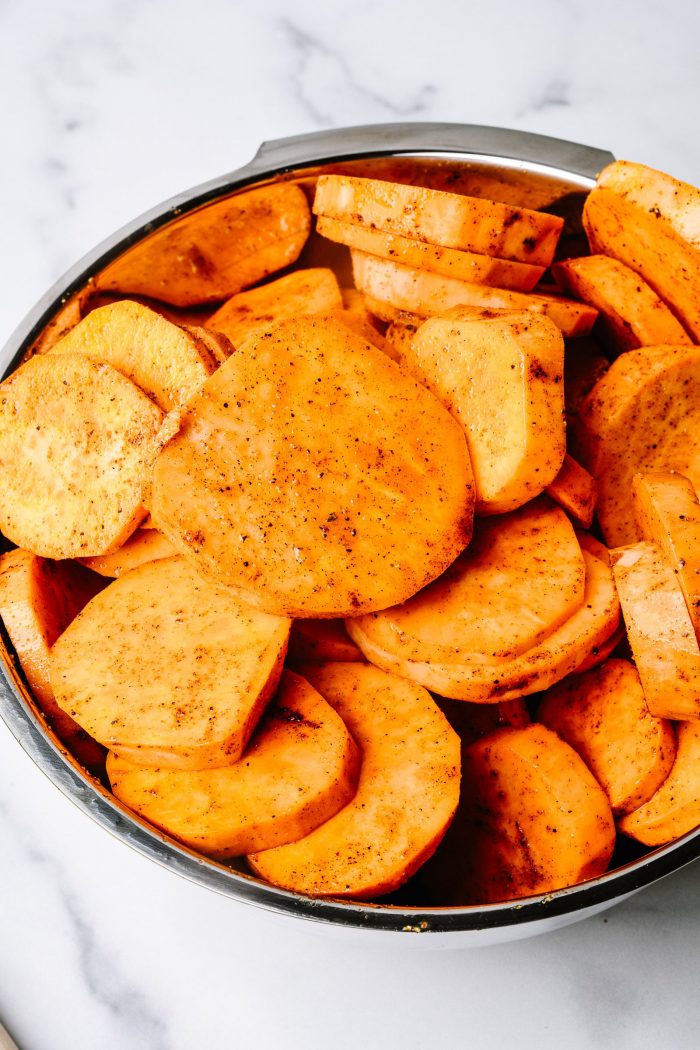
[2, 122, 699, 947]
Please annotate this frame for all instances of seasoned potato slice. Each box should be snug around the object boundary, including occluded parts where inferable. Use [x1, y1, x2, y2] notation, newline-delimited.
[349, 550, 619, 702]
[152, 316, 474, 617]
[107, 671, 359, 858]
[181, 325, 234, 365]
[611, 543, 700, 721]
[79, 527, 177, 577]
[0, 354, 164, 558]
[553, 255, 690, 356]
[207, 268, 342, 347]
[0, 548, 105, 768]
[349, 499, 584, 665]
[545, 454, 597, 528]
[313, 175, 564, 266]
[98, 183, 311, 306]
[597, 160, 700, 249]
[538, 659, 676, 814]
[48, 300, 217, 411]
[248, 663, 460, 899]
[50, 556, 291, 769]
[316, 216, 545, 290]
[384, 318, 420, 362]
[572, 622, 625, 674]
[583, 187, 700, 340]
[405, 310, 565, 512]
[575, 345, 700, 545]
[618, 721, 700, 846]
[632, 472, 700, 639]
[352, 252, 597, 337]
[287, 620, 364, 665]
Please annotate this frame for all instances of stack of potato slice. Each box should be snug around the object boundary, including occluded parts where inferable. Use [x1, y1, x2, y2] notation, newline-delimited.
[2, 159, 700, 908]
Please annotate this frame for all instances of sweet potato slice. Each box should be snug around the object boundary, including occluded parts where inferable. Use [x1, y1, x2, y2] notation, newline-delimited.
[545, 454, 597, 528]
[632, 472, 700, 639]
[313, 175, 564, 266]
[181, 325, 234, 365]
[98, 183, 311, 306]
[420, 724, 615, 904]
[316, 216, 545, 290]
[597, 160, 700, 250]
[152, 316, 474, 618]
[583, 187, 700, 340]
[50, 556, 291, 769]
[575, 529, 610, 565]
[348, 550, 619, 702]
[0, 354, 164, 558]
[0, 549, 105, 768]
[405, 310, 565, 512]
[48, 300, 217, 411]
[611, 543, 700, 721]
[352, 252, 597, 337]
[207, 268, 342, 347]
[287, 620, 364, 665]
[618, 721, 700, 846]
[107, 671, 359, 858]
[575, 345, 700, 545]
[248, 663, 460, 899]
[321, 308, 396, 361]
[538, 659, 676, 815]
[362, 295, 424, 327]
[552, 255, 691, 356]
[384, 319, 420, 361]
[79, 527, 177, 577]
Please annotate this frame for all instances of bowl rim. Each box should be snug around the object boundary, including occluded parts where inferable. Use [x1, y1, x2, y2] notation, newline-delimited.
[2, 120, 698, 936]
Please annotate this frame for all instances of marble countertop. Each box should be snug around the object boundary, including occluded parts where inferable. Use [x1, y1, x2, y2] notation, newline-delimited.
[1, 1, 700, 1047]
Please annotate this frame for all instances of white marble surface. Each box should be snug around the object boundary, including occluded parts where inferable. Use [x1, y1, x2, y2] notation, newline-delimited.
[2, 1, 700, 1047]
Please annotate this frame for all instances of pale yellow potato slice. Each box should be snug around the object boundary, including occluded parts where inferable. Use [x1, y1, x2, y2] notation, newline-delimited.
[611, 543, 700, 721]
[575, 344, 700, 545]
[405, 310, 565, 512]
[538, 659, 676, 815]
[50, 556, 291, 769]
[632, 472, 700, 640]
[248, 662, 460, 899]
[618, 721, 700, 846]
[79, 527, 177, 577]
[0, 354, 165, 558]
[107, 671, 360, 858]
[313, 175, 563, 266]
[352, 252, 597, 337]
[316, 216, 545, 290]
[348, 551, 619, 702]
[207, 268, 342, 346]
[152, 316, 474, 618]
[98, 183, 311, 306]
[48, 300, 217, 412]
[598, 160, 700, 250]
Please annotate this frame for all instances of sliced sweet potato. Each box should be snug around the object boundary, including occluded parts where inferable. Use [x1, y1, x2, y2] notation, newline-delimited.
[181, 325, 234, 365]
[248, 662, 460, 899]
[352, 252, 597, 337]
[583, 187, 700, 340]
[538, 659, 676, 815]
[618, 721, 700, 846]
[152, 316, 474, 618]
[552, 255, 691, 356]
[405, 310, 565, 512]
[339, 287, 385, 331]
[597, 160, 700, 250]
[348, 550, 619, 702]
[107, 671, 359, 858]
[611, 543, 700, 721]
[632, 472, 700, 639]
[575, 345, 700, 545]
[98, 183, 311, 306]
[420, 724, 615, 904]
[50, 556, 291, 769]
[313, 175, 564, 266]
[321, 308, 396, 361]
[575, 529, 610, 565]
[48, 300, 217, 411]
[573, 622, 625, 674]
[0, 548, 105, 768]
[316, 215, 545, 290]
[287, 620, 364, 665]
[79, 527, 177, 577]
[545, 454, 597, 528]
[0, 354, 165, 558]
[361, 295, 424, 327]
[29, 285, 93, 356]
[384, 319, 420, 361]
[207, 268, 342, 347]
